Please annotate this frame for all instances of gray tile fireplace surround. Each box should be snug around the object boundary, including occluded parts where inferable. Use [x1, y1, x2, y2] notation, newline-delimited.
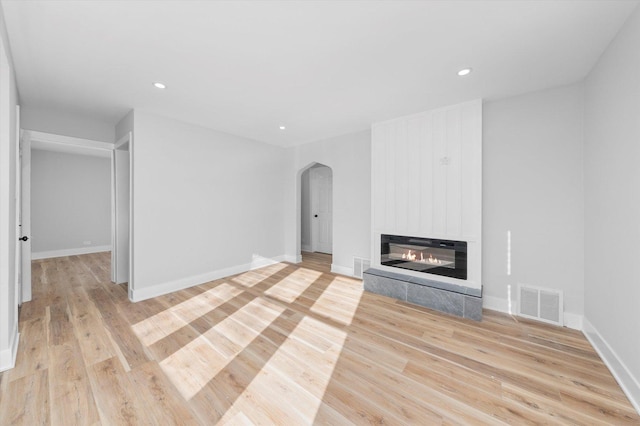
[363, 268, 483, 321]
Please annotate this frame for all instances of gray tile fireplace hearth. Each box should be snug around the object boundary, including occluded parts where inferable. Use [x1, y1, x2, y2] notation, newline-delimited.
[363, 268, 482, 321]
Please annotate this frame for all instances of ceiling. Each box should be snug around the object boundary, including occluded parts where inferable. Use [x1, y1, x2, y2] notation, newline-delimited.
[1, 0, 637, 147]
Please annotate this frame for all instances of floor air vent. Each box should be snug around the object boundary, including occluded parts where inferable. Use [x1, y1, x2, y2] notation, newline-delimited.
[518, 284, 563, 326]
[353, 257, 371, 279]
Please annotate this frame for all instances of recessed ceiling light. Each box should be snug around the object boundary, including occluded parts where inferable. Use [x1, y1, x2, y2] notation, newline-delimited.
[279, 126, 286, 130]
[457, 68, 472, 76]
[153, 82, 166, 89]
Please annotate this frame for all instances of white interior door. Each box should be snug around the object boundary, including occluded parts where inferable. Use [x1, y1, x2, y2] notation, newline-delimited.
[310, 166, 332, 254]
[113, 135, 130, 285]
[18, 117, 31, 303]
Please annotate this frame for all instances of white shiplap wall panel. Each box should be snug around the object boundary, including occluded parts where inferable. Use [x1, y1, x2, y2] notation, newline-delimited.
[395, 119, 408, 234]
[371, 99, 482, 289]
[372, 124, 386, 230]
[385, 122, 396, 231]
[446, 107, 462, 237]
[406, 116, 423, 234]
[432, 109, 447, 236]
[419, 113, 434, 236]
[460, 101, 482, 240]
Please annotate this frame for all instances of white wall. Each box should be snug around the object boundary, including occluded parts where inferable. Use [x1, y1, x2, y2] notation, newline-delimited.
[30, 149, 111, 257]
[21, 106, 115, 143]
[285, 130, 371, 275]
[130, 111, 287, 300]
[584, 5, 640, 411]
[116, 109, 134, 142]
[0, 4, 20, 371]
[483, 84, 585, 326]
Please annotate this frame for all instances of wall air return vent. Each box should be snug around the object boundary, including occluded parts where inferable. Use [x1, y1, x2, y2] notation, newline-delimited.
[353, 257, 371, 279]
[518, 284, 563, 326]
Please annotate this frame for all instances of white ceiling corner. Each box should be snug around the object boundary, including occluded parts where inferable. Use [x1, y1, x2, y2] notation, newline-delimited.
[2, 0, 638, 147]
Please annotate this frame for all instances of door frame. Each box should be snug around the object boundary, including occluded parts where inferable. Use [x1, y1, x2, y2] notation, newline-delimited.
[112, 132, 133, 296]
[309, 165, 333, 254]
[297, 162, 334, 259]
[22, 130, 113, 300]
[17, 118, 32, 303]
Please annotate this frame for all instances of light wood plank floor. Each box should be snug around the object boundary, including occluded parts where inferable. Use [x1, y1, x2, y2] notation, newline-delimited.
[0, 252, 638, 425]
[301, 251, 332, 274]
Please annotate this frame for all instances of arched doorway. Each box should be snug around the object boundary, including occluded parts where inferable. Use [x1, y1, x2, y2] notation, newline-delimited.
[299, 163, 333, 258]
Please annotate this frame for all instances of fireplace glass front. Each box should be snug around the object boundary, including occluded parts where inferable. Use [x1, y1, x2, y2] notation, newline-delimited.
[380, 234, 467, 280]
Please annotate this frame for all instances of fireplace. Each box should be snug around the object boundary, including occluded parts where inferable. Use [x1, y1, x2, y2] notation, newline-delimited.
[380, 234, 467, 280]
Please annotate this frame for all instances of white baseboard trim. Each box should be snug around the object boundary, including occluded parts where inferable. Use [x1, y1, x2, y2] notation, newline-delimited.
[583, 318, 640, 415]
[563, 312, 583, 330]
[32, 245, 111, 260]
[250, 254, 288, 270]
[130, 254, 290, 302]
[282, 254, 302, 264]
[301, 244, 312, 252]
[482, 294, 582, 331]
[331, 264, 354, 277]
[0, 327, 19, 372]
[482, 295, 511, 313]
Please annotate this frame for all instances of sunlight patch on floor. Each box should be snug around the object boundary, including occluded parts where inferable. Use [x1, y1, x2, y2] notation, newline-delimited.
[218, 316, 348, 424]
[160, 296, 286, 400]
[310, 277, 363, 325]
[141, 261, 359, 420]
[231, 262, 290, 288]
[263, 268, 321, 303]
[214, 298, 286, 349]
[159, 333, 229, 400]
[222, 411, 254, 425]
[132, 283, 243, 346]
[130, 307, 188, 349]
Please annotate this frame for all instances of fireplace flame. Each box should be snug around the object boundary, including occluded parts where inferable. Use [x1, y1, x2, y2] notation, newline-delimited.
[401, 250, 443, 265]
